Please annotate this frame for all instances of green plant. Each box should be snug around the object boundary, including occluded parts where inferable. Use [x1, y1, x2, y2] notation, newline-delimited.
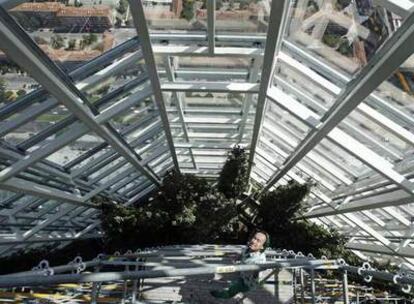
[4, 90, 15, 102]
[100, 170, 241, 251]
[117, 0, 129, 14]
[181, 0, 194, 21]
[51, 35, 64, 49]
[0, 77, 6, 103]
[66, 38, 77, 50]
[216, 0, 222, 10]
[17, 89, 26, 97]
[81, 33, 98, 48]
[218, 145, 249, 199]
[239, 0, 249, 10]
[254, 180, 349, 257]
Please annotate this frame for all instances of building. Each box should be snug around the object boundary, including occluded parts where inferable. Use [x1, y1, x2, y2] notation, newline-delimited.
[171, 0, 182, 17]
[10, 2, 64, 28]
[56, 5, 113, 31]
[10, 2, 113, 31]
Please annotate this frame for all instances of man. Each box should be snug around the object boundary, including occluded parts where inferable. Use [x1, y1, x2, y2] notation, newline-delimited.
[210, 230, 269, 299]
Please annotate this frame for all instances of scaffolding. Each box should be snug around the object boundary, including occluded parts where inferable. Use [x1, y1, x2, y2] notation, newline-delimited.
[0, 245, 413, 303]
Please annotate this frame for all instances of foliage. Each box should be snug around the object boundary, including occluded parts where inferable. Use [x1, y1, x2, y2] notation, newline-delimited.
[4, 90, 15, 102]
[17, 89, 26, 97]
[216, 0, 222, 10]
[82, 33, 98, 45]
[218, 145, 249, 199]
[255, 180, 348, 257]
[66, 39, 77, 50]
[101, 170, 240, 251]
[0, 77, 6, 104]
[117, 0, 129, 15]
[239, 0, 249, 9]
[51, 35, 64, 49]
[181, 0, 194, 21]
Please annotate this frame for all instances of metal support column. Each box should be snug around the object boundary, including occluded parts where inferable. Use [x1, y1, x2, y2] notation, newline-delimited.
[121, 265, 129, 304]
[247, 0, 289, 178]
[90, 266, 101, 304]
[293, 269, 297, 304]
[300, 269, 305, 304]
[128, 0, 180, 172]
[207, 0, 215, 55]
[343, 270, 349, 304]
[131, 263, 139, 304]
[310, 268, 316, 304]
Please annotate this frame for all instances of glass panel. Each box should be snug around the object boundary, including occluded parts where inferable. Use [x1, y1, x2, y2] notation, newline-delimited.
[143, 0, 206, 32]
[216, 0, 271, 33]
[45, 132, 104, 166]
[8, 1, 130, 69]
[0, 59, 41, 108]
[285, 0, 398, 77]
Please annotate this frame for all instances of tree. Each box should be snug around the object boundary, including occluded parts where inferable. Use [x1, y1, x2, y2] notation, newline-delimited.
[100, 170, 241, 251]
[216, 0, 222, 10]
[0, 78, 6, 104]
[4, 91, 15, 102]
[81, 33, 98, 47]
[16, 89, 26, 97]
[239, 0, 249, 10]
[181, 0, 194, 21]
[51, 35, 64, 49]
[254, 180, 350, 258]
[66, 39, 77, 50]
[218, 145, 249, 199]
[117, 0, 129, 15]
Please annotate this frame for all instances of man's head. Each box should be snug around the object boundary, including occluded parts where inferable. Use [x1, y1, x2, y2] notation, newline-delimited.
[247, 230, 269, 253]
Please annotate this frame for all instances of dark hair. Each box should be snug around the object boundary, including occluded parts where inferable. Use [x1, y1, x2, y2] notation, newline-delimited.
[250, 229, 270, 252]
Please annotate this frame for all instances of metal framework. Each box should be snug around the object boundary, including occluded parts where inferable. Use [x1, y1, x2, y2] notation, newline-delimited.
[0, 0, 413, 270]
[0, 245, 413, 302]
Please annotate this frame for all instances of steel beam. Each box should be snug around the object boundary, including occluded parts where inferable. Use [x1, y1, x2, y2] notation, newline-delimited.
[207, 0, 215, 55]
[346, 242, 414, 258]
[0, 8, 161, 187]
[260, 12, 414, 193]
[128, 0, 180, 172]
[0, 259, 339, 287]
[238, 57, 261, 142]
[247, 0, 289, 177]
[0, 177, 95, 208]
[163, 56, 197, 170]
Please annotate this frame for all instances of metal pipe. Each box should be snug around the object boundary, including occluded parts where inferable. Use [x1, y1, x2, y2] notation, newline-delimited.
[0, 260, 338, 288]
[1, 260, 100, 278]
[113, 249, 293, 258]
[343, 265, 414, 285]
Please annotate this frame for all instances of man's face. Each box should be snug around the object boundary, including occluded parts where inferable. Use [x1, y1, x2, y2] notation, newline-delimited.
[248, 232, 267, 252]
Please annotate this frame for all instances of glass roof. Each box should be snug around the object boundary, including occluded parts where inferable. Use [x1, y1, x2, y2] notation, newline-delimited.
[0, 0, 414, 268]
